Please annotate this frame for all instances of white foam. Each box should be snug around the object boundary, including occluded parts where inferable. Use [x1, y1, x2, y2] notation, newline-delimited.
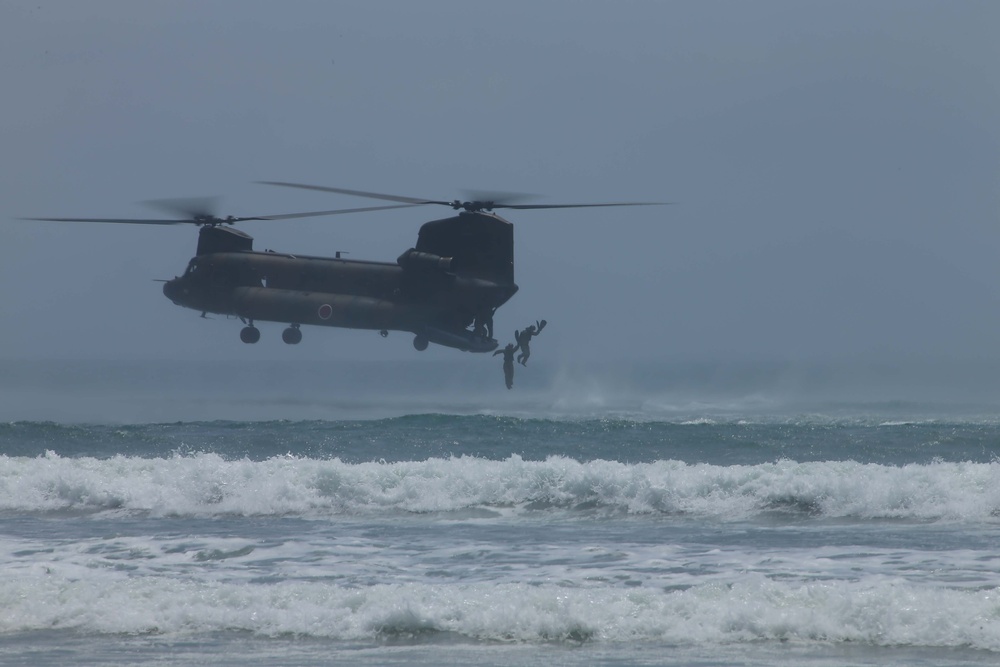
[0, 570, 998, 650]
[1, 452, 999, 520]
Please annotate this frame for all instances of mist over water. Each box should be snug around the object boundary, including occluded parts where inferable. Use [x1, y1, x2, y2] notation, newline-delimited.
[4, 357, 1000, 424]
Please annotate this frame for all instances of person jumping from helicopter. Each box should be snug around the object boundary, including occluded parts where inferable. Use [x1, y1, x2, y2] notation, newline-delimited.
[515, 319, 546, 366]
[493, 341, 519, 389]
[473, 306, 495, 342]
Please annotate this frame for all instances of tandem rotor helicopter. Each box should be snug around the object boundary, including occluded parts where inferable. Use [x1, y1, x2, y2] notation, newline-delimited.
[26, 183, 664, 353]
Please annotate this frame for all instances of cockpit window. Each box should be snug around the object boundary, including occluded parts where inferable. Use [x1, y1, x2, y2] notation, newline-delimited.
[185, 260, 199, 276]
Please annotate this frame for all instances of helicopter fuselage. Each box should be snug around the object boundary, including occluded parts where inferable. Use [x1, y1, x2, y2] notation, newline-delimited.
[161, 212, 518, 352]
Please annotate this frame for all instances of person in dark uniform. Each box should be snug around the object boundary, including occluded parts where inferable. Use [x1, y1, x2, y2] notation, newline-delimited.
[473, 306, 495, 341]
[515, 319, 546, 366]
[493, 342, 519, 389]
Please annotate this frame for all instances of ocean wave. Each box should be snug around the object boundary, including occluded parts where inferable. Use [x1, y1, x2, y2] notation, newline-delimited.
[1, 452, 998, 520]
[0, 571, 998, 650]
[5, 416, 1000, 470]
[5, 412, 1000, 433]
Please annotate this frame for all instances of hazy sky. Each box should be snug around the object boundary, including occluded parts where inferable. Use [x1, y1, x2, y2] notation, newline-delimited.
[2, 0, 998, 365]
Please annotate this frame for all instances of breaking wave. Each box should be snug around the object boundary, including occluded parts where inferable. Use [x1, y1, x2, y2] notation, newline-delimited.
[2, 452, 998, 521]
[1, 572, 998, 650]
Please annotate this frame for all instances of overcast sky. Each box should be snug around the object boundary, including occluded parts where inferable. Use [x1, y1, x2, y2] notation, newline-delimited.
[1, 0, 998, 367]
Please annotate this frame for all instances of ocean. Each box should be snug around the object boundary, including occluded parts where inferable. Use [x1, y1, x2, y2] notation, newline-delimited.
[2, 359, 999, 666]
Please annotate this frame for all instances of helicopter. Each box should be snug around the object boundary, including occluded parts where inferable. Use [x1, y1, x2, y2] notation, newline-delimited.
[25, 184, 664, 353]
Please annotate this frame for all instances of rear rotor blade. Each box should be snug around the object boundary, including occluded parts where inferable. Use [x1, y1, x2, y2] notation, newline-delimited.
[496, 202, 671, 210]
[143, 196, 220, 219]
[259, 181, 671, 212]
[257, 181, 447, 206]
[253, 203, 424, 220]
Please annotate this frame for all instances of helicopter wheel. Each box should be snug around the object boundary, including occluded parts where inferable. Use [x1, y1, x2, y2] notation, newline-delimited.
[412, 335, 429, 351]
[282, 325, 302, 345]
[240, 326, 261, 344]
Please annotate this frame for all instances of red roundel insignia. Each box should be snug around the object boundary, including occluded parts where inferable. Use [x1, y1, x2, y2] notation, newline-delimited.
[318, 304, 333, 320]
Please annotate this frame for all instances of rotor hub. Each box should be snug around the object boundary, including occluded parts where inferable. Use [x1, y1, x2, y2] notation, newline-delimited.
[451, 200, 496, 212]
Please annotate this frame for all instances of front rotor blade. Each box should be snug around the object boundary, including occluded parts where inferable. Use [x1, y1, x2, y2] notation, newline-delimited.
[252, 203, 424, 221]
[257, 181, 447, 206]
[21, 216, 194, 225]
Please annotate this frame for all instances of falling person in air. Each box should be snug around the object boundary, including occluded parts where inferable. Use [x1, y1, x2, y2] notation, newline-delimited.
[515, 319, 546, 366]
[493, 341, 520, 389]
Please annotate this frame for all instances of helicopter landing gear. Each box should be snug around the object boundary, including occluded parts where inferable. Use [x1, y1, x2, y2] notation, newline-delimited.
[282, 325, 302, 345]
[413, 334, 428, 351]
[379, 329, 388, 338]
[240, 324, 260, 344]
